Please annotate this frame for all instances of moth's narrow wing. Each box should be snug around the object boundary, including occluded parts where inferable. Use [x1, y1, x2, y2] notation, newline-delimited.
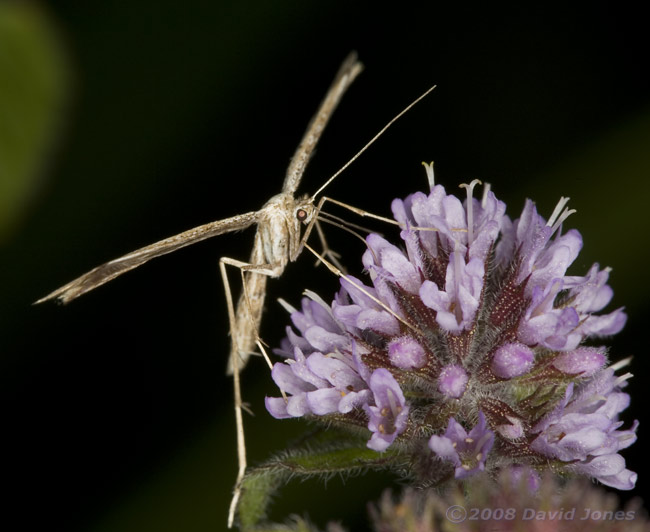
[35, 210, 260, 305]
[282, 52, 363, 195]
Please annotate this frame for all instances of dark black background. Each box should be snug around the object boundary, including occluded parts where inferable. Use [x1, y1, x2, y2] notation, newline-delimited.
[3, 2, 649, 531]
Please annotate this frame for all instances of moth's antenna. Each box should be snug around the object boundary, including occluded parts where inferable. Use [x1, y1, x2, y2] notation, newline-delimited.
[312, 84, 437, 199]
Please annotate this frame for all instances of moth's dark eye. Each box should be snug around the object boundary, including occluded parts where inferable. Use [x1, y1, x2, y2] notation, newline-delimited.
[296, 208, 309, 222]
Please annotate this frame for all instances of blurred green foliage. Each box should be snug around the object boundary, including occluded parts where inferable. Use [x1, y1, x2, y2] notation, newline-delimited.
[0, 3, 68, 243]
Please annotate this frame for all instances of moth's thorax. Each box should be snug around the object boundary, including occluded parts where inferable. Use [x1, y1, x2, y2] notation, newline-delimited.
[259, 193, 314, 274]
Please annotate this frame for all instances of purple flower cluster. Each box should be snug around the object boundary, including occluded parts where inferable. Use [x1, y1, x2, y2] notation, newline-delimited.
[266, 175, 637, 490]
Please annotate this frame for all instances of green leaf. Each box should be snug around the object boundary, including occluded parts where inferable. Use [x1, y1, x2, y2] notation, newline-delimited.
[238, 430, 400, 531]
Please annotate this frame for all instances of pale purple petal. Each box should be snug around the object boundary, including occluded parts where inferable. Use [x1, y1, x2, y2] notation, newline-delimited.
[526, 230, 582, 295]
[579, 308, 627, 337]
[265, 396, 290, 419]
[285, 395, 312, 417]
[307, 388, 345, 415]
[306, 352, 365, 390]
[598, 468, 638, 490]
[304, 326, 349, 353]
[271, 359, 318, 395]
[363, 234, 421, 294]
[428, 433, 460, 465]
[356, 309, 400, 335]
[339, 389, 372, 413]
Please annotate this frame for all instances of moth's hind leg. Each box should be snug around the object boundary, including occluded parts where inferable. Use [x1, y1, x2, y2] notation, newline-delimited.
[219, 255, 284, 528]
[219, 257, 249, 528]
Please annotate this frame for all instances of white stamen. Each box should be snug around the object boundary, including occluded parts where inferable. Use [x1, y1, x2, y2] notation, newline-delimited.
[459, 179, 482, 245]
[550, 207, 577, 235]
[610, 357, 632, 372]
[277, 298, 297, 314]
[547, 197, 577, 235]
[481, 182, 491, 209]
[547, 197, 570, 227]
[613, 372, 633, 388]
[421, 161, 435, 191]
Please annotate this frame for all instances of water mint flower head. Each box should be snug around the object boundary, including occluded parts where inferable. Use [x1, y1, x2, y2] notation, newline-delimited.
[265, 172, 637, 491]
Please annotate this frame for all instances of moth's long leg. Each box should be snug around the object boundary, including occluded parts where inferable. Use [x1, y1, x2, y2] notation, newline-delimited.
[219, 257, 247, 529]
[220, 253, 285, 528]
